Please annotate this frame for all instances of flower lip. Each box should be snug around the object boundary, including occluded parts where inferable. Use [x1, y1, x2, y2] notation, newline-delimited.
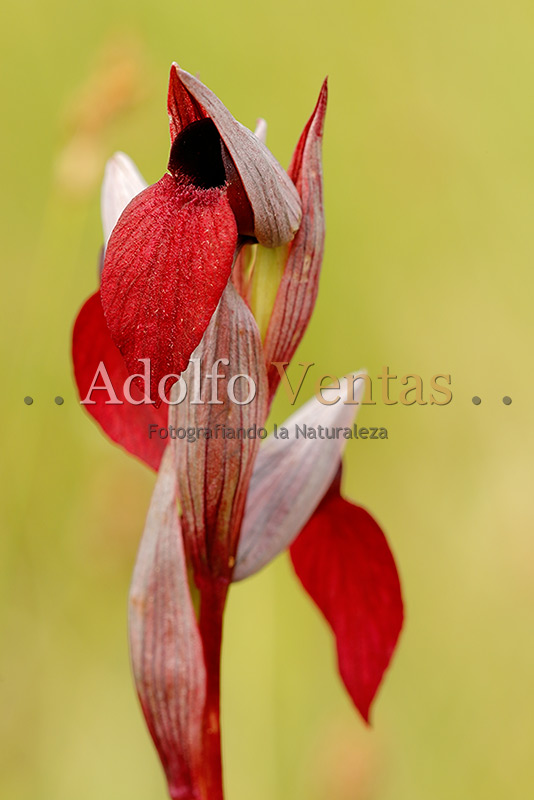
[168, 118, 227, 190]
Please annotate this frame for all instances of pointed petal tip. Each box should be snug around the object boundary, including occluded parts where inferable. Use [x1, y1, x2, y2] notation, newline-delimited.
[297, 77, 328, 153]
[290, 494, 404, 725]
[312, 79, 328, 134]
[343, 369, 367, 401]
[101, 152, 147, 246]
[339, 657, 379, 725]
[167, 64, 207, 141]
[105, 150, 132, 170]
[102, 149, 137, 177]
[169, 61, 182, 80]
[168, 62, 179, 90]
[254, 118, 268, 145]
[320, 371, 366, 410]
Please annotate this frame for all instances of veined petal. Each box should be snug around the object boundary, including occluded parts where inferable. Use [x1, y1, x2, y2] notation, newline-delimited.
[100, 174, 238, 405]
[101, 152, 147, 247]
[129, 447, 206, 799]
[171, 283, 268, 581]
[264, 80, 327, 400]
[290, 483, 403, 723]
[174, 66, 302, 247]
[72, 291, 167, 470]
[234, 374, 363, 581]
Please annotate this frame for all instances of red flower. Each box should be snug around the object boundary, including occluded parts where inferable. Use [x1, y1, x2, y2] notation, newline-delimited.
[72, 66, 403, 800]
[100, 64, 301, 405]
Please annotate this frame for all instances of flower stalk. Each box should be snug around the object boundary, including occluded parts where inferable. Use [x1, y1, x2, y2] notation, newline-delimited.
[197, 578, 228, 800]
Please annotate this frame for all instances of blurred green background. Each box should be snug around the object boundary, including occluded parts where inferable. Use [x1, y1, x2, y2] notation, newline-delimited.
[2, 1, 534, 798]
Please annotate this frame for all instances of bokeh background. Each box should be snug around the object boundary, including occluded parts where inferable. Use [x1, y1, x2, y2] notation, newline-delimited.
[2, 1, 534, 798]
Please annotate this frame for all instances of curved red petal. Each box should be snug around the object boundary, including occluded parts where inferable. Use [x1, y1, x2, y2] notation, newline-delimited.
[265, 80, 327, 402]
[287, 78, 328, 184]
[100, 174, 238, 405]
[72, 291, 167, 470]
[290, 490, 403, 723]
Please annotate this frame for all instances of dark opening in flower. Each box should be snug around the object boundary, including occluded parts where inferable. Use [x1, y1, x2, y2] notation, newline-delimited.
[168, 118, 227, 189]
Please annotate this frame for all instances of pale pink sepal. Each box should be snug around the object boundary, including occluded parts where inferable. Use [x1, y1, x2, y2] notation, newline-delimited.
[234, 374, 364, 581]
[128, 447, 206, 799]
[170, 282, 268, 580]
[101, 151, 147, 247]
[254, 118, 267, 145]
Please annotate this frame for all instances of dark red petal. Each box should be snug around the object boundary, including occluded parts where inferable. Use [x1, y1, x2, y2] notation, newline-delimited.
[290, 489, 403, 723]
[129, 448, 206, 799]
[72, 291, 167, 470]
[100, 174, 237, 406]
[265, 80, 327, 402]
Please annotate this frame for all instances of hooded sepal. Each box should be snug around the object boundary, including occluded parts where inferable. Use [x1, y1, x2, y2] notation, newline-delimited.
[290, 471, 404, 723]
[172, 65, 302, 247]
[128, 447, 207, 799]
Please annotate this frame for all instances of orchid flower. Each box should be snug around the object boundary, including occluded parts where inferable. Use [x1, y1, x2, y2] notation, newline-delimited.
[72, 65, 403, 800]
[100, 64, 301, 403]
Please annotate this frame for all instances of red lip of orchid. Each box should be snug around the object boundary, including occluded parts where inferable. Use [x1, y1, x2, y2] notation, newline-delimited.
[101, 172, 238, 405]
[72, 66, 404, 800]
[72, 152, 169, 470]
